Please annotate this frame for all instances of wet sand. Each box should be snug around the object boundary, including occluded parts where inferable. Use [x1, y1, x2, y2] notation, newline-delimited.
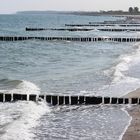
[124, 88, 140, 98]
[122, 88, 140, 140]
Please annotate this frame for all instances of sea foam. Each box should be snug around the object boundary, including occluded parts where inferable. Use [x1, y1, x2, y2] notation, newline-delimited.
[98, 43, 140, 97]
[0, 80, 50, 140]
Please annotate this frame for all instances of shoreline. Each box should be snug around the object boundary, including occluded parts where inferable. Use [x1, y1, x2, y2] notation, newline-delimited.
[122, 15, 140, 140]
[119, 107, 132, 140]
[122, 105, 140, 140]
[122, 88, 140, 140]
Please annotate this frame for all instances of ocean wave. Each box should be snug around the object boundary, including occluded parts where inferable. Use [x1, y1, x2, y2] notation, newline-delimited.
[113, 43, 140, 83]
[0, 101, 50, 140]
[0, 79, 40, 95]
[101, 43, 140, 97]
[0, 79, 50, 140]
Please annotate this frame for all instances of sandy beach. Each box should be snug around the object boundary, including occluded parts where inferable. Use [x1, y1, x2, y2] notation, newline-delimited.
[122, 88, 140, 140]
[124, 88, 140, 98]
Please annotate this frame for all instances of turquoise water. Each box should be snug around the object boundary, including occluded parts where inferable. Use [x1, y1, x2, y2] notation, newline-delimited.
[0, 13, 140, 140]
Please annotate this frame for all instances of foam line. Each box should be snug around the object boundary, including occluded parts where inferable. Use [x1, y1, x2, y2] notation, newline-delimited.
[119, 106, 132, 140]
[0, 101, 50, 140]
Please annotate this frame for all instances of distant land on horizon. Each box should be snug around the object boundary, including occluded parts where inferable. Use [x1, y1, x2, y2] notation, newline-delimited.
[17, 10, 140, 16]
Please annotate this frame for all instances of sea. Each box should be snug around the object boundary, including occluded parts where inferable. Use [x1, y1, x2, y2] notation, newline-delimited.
[0, 12, 140, 140]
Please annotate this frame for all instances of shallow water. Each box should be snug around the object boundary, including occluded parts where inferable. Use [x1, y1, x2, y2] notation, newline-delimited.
[34, 105, 130, 140]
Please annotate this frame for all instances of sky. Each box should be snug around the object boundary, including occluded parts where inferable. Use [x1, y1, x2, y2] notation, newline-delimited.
[0, 0, 140, 14]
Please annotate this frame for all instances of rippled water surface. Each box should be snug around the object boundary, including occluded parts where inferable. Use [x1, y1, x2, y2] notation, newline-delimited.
[0, 13, 140, 140]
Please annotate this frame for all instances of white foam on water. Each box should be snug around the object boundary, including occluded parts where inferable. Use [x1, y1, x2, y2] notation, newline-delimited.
[0, 101, 50, 140]
[119, 105, 132, 140]
[100, 43, 140, 97]
[113, 56, 131, 82]
[113, 44, 140, 83]
[0, 80, 41, 101]
[11, 80, 40, 95]
[100, 43, 140, 139]
[0, 80, 51, 140]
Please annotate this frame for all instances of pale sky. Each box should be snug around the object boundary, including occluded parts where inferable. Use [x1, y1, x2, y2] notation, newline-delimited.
[0, 0, 140, 14]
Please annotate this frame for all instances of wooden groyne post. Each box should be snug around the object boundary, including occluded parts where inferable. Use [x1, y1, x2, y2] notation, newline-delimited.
[0, 36, 140, 42]
[0, 93, 140, 105]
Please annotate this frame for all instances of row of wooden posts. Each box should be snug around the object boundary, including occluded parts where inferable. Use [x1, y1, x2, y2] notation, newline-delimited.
[25, 27, 93, 31]
[99, 28, 140, 32]
[25, 27, 140, 32]
[65, 24, 140, 27]
[88, 22, 140, 25]
[0, 93, 139, 105]
[0, 36, 140, 42]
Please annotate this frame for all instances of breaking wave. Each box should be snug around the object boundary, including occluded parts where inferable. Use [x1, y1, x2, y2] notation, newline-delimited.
[0, 79, 50, 140]
[102, 43, 140, 97]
